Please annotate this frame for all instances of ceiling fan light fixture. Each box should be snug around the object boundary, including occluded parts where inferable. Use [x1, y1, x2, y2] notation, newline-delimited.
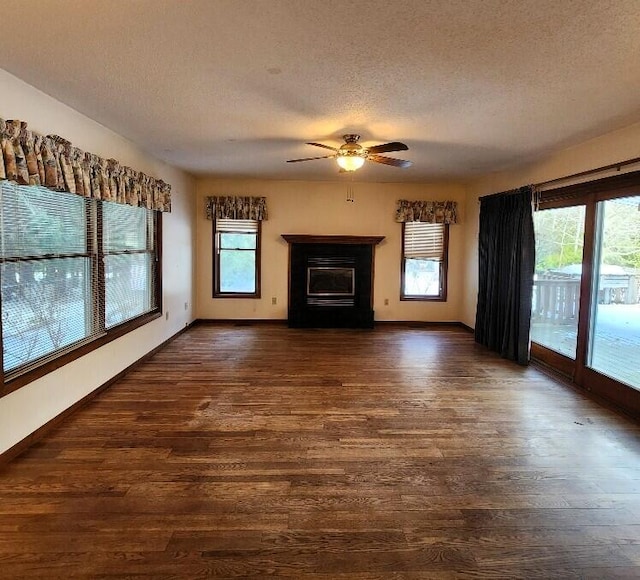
[336, 154, 366, 171]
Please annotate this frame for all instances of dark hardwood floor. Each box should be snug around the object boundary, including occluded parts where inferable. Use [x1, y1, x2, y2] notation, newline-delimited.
[1, 323, 640, 578]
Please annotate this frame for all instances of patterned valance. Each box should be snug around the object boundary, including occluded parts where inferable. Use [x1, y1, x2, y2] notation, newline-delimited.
[0, 118, 171, 212]
[395, 200, 457, 224]
[206, 196, 268, 221]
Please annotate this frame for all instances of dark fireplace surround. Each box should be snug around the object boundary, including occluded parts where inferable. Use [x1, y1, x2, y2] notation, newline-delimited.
[282, 235, 384, 328]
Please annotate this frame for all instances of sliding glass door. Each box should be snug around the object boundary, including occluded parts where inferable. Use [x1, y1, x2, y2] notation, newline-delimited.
[532, 205, 585, 359]
[587, 196, 640, 389]
[531, 174, 640, 412]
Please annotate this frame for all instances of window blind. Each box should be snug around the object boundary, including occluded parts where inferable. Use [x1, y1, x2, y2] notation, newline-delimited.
[217, 219, 259, 233]
[0, 181, 102, 375]
[404, 222, 445, 260]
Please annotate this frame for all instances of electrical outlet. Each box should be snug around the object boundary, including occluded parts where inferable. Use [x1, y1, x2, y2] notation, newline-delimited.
[272, 297, 277, 305]
[184, 302, 188, 310]
[384, 298, 389, 306]
[165, 311, 169, 320]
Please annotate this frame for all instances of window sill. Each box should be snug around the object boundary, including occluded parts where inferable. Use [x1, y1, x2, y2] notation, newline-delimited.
[400, 295, 447, 302]
[213, 293, 261, 299]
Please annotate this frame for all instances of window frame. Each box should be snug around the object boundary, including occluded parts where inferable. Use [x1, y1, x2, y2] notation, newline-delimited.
[400, 222, 449, 301]
[212, 218, 262, 299]
[0, 183, 162, 397]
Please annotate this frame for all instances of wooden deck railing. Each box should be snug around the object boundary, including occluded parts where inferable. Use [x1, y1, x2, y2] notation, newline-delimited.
[532, 279, 580, 324]
[533, 274, 639, 325]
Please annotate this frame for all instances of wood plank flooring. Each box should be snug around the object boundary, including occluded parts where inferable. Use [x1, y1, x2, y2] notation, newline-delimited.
[1, 323, 640, 578]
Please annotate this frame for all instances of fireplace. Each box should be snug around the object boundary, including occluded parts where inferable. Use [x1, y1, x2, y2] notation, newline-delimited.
[282, 235, 384, 328]
[307, 266, 355, 297]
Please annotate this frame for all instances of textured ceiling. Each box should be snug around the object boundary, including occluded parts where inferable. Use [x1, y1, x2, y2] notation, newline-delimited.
[2, 1, 640, 182]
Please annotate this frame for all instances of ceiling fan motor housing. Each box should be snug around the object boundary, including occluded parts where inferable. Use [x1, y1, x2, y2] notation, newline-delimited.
[339, 134, 365, 157]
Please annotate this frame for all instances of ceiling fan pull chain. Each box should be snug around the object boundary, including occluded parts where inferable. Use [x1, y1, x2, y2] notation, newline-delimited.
[346, 176, 355, 203]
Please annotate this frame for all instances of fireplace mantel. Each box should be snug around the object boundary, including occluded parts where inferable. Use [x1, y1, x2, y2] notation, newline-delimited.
[282, 235, 382, 328]
[282, 234, 384, 245]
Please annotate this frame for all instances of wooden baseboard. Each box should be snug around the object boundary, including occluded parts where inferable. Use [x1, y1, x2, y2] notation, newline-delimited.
[374, 321, 467, 330]
[198, 319, 475, 331]
[194, 318, 287, 326]
[0, 323, 193, 469]
[195, 319, 474, 331]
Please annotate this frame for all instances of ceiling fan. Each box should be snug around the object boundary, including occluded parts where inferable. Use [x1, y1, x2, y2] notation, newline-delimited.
[287, 134, 412, 172]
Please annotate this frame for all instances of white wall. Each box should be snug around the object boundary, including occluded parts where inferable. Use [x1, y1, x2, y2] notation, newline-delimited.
[461, 120, 640, 329]
[0, 69, 196, 454]
[196, 178, 467, 322]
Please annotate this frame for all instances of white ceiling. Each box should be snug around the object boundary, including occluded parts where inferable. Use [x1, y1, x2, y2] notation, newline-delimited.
[2, 1, 640, 183]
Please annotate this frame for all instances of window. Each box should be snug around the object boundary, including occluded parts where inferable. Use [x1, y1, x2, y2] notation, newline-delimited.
[213, 218, 261, 297]
[0, 181, 161, 389]
[103, 202, 158, 328]
[401, 222, 448, 300]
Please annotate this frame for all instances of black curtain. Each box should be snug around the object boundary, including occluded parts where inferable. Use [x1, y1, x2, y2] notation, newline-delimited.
[475, 186, 535, 365]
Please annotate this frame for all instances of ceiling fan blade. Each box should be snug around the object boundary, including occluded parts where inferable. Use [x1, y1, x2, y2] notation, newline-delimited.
[306, 142, 339, 152]
[366, 141, 409, 154]
[286, 155, 336, 163]
[368, 154, 412, 168]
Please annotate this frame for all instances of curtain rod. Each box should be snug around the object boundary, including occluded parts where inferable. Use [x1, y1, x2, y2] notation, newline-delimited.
[535, 155, 640, 188]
